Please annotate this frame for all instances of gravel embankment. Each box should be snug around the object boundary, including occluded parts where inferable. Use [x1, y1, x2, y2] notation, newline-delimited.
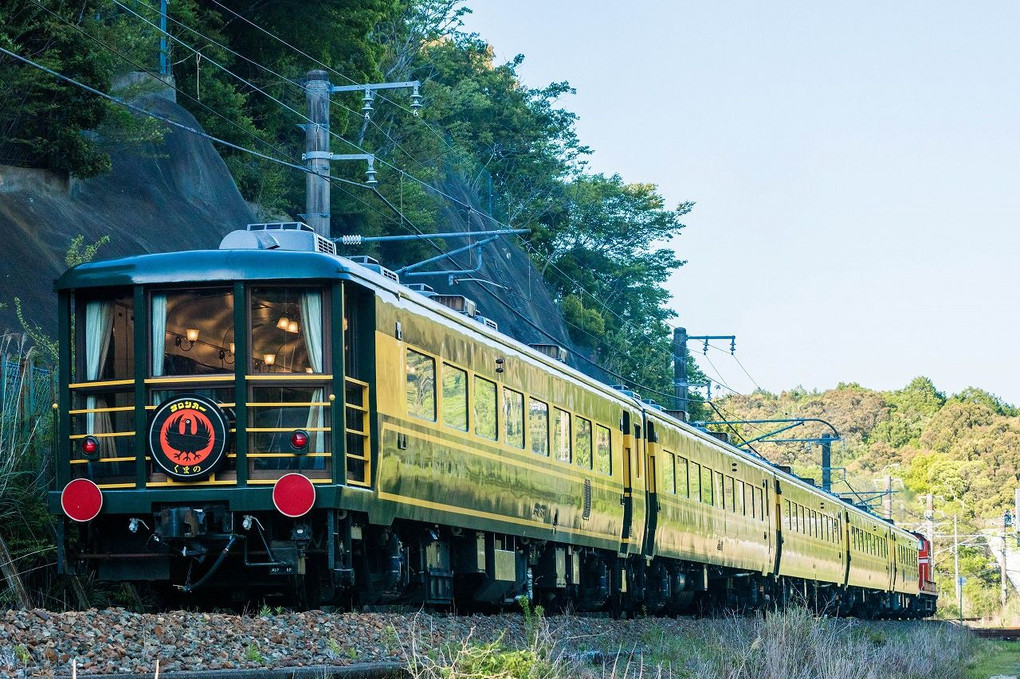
[0, 607, 640, 677]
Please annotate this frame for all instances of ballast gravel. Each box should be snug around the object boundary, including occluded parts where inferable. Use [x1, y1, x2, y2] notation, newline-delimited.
[0, 607, 661, 677]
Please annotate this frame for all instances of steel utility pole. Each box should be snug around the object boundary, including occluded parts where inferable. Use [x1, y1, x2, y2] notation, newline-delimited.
[821, 433, 833, 493]
[673, 329, 735, 421]
[673, 328, 688, 420]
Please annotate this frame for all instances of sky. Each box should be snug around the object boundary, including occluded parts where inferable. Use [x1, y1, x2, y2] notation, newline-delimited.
[461, 1, 1020, 405]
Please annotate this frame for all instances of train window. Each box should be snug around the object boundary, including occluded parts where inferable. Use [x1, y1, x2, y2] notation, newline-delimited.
[553, 408, 571, 462]
[575, 417, 593, 469]
[785, 500, 792, 529]
[595, 424, 612, 475]
[725, 477, 735, 512]
[250, 287, 323, 374]
[504, 388, 525, 448]
[715, 472, 724, 508]
[78, 293, 135, 382]
[406, 349, 436, 421]
[529, 399, 550, 456]
[748, 485, 756, 518]
[153, 288, 233, 378]
[442, 364, 468, 431]
[800, 506, 806, 534]
[738, 481, 746, 516]
[691, 462, 701, 501]
[678, 457, 689, 498]
[661, 451, 676, 494]
[701, 466, 713, 505]
[474, 377, 497, 440]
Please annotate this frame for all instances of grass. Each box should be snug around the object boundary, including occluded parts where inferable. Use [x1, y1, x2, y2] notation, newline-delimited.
[400, 607, 982, 679]
[965, 640, 1020, 679]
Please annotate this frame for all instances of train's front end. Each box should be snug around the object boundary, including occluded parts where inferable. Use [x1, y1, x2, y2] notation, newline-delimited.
[50, 224, 370, 605]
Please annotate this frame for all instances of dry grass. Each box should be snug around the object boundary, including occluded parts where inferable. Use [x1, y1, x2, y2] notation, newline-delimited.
[400, 606, 978, 679]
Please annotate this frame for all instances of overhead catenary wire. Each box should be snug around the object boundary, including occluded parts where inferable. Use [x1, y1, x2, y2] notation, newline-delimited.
[24, 1, 424, 242]
[24, 3, 746, 406]
[1, 41, 683, 404]
[118, 0, 707, 382]
[205, 0, 457, 152]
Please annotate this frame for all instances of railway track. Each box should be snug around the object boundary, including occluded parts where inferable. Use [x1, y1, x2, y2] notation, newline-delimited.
[971, 627, 1020, 641]
[52, 663, 407, 679]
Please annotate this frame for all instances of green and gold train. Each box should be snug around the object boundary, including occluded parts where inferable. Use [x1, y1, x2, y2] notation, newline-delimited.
[51, 222, 937, 615]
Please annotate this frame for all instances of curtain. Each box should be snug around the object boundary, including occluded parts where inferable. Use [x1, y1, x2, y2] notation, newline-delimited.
[300, 291, 324, 462]
[84, 300, 114, 450]
[150, 294, 168, 405]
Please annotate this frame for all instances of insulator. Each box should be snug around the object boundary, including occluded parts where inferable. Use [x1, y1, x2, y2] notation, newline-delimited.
[410, 86, 423, 116]
[341, 234, 363, 246]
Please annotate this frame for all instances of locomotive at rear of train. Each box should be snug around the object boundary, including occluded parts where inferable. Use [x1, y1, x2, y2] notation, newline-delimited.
[51, 223, 937, 616]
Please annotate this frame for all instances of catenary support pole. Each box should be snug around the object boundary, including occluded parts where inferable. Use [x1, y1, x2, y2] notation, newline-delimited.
[955, 515, 962, 622]
[821, 433, 832, 493]
[673, 327, 688, 421]
[305, 70, 331, 237]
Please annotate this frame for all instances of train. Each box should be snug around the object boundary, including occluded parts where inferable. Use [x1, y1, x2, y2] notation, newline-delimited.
[51, 221, 938, 616]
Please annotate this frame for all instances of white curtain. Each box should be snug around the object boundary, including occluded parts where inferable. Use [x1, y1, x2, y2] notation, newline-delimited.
[84, 300, 114, 447]
[300, 291, 324, 459]
[150, 294, 168, 404]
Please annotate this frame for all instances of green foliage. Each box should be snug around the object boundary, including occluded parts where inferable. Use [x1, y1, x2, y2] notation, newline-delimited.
[0, 0, 116, 177]
[65, 234, 111, 268]
[244, 642, 264, 664]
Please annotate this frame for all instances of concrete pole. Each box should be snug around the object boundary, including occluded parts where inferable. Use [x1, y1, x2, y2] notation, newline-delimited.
[954, 515, 962, 622]
[305, 70, 331, 237]
[820, 433, 832, 493]
[673, 327, 688, 421]
[1002, 514, 1008, 609]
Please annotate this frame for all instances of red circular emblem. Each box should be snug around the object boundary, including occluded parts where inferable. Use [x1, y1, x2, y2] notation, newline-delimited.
[272, 473, 316, 518]
[148, 394, 229, 481]
[61, 479, 103, 522]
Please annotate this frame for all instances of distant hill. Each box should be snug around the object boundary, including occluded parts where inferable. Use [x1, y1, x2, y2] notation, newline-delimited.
[714, 377, 1020, 522]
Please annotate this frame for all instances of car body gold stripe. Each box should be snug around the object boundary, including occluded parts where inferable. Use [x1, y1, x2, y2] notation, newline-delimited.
[376, 490, 616, 542]
[144, 375, 234, 385]
[69, 379, 134, 389]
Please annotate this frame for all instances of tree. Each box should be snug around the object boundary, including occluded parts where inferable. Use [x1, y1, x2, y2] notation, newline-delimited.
[0, 0, 116, 177]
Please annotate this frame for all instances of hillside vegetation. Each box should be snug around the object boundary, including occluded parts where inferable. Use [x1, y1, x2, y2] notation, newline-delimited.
[715, 377, 1020, 619]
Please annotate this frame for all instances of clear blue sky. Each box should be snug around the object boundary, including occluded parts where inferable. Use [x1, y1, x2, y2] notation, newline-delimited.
[462, 1, 1020, 405]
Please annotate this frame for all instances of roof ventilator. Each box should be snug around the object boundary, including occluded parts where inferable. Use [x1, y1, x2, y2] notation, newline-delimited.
[220, 222, 335, 254]
[529, 344, 568, 362]
[430, 294, 477, 318]
[348, 255, 400, 284]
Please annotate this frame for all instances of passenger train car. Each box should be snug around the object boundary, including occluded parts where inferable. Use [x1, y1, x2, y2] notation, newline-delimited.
[51, 222, 937, 616]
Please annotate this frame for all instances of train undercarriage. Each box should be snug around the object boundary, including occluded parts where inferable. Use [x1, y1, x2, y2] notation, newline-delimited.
[62, 504, 936, 618]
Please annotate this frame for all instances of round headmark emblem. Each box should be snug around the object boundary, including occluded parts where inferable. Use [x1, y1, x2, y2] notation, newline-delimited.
[148, 394, 229, 481]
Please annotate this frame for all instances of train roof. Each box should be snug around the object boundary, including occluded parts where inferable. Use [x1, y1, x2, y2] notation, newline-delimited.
[54, 249, 357, 290]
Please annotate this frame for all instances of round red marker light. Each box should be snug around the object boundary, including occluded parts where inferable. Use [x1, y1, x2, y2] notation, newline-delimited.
[81, 436, 100, 457]
[61, 479, 103, 522]
[272, 473, 316, 518]
[290, 429, 309, 451]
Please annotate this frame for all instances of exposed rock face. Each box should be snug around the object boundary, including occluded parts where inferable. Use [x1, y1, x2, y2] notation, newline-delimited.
[0, 93, 254, 335]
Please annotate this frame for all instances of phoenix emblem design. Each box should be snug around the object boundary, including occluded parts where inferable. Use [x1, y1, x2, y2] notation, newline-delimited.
[162, 412, 212, 462]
